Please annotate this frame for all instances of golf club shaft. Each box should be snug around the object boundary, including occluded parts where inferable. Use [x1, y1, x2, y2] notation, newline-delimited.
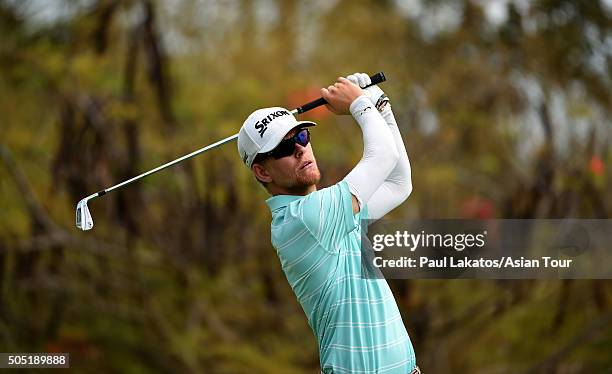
[100, 133, 239, 196]
[93, 72, 387, 197]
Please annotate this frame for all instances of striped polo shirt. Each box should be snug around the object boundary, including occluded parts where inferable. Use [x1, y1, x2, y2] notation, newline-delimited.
[266, 180, 416, 373]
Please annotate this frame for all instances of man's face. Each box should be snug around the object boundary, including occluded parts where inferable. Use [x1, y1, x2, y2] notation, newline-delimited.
[253, 128, 321, 195]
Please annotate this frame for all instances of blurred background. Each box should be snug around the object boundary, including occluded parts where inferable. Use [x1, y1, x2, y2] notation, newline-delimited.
[1, 0, 611, 372]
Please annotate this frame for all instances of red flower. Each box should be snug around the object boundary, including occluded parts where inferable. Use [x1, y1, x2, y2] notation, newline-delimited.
[589, 156, 604, 176]
[461, 197, 495, 219]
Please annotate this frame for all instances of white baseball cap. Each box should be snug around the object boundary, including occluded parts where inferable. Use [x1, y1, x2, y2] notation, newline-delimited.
[237, 107, 316, 167]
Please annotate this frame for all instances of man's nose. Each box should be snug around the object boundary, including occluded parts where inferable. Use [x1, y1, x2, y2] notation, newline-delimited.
[294, 143, 306, 158]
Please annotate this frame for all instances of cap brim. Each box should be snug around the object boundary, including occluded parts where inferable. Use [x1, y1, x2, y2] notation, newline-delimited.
[258, 121, 316, 154]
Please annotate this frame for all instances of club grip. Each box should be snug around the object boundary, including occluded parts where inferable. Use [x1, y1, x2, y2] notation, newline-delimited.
[369, 72, 386, 85]
[296, 97, 327, 114]
[295, 72, 387, 114]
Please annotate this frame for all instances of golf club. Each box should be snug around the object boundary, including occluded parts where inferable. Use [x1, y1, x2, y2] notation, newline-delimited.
[76, 72, 387, 230]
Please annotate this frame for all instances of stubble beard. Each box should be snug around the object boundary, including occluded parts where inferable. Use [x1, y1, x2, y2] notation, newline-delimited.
[291, 165, 321, 193]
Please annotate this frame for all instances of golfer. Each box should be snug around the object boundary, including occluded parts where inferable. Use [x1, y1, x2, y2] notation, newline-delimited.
[238, 73, 418, 374]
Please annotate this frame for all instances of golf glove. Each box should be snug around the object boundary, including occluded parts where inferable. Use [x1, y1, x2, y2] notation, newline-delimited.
[346, 72, 390, 114]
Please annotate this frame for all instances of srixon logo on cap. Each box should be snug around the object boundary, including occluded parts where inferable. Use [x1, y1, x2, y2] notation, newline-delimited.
[254, 110, 291, 137]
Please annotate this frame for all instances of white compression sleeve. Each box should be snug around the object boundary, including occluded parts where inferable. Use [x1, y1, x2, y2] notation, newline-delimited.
[367, 107, 413, 220]
[343, 95, 399, 208]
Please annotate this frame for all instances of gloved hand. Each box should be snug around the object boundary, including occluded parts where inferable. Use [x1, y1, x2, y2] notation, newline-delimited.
[346, 72, 390, 113]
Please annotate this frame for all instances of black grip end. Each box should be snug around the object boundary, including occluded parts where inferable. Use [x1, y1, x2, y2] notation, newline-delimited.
[370, 72, 386, 85]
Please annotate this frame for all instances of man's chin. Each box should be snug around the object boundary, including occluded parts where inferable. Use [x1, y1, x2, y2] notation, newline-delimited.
[296, 168, 321, 187]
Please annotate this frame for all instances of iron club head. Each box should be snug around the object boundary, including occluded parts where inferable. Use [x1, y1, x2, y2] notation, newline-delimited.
[76, 196, 94, 231]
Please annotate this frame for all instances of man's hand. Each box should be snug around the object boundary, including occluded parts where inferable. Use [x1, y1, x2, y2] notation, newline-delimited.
[320, 77, 363, 115]
[346, 72, 390, 113]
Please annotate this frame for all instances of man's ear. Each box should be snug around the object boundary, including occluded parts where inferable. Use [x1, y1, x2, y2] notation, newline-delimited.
[252, 163, 273, 184]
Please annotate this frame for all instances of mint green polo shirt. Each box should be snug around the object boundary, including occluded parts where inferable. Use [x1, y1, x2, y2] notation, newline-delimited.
[266, 180, 416, 373]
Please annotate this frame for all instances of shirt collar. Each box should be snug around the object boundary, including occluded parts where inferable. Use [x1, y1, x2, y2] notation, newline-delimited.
[266, 194, 304, 212]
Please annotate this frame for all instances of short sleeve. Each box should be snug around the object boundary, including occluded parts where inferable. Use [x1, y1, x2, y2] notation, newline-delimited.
[298, 180, 357, 252]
